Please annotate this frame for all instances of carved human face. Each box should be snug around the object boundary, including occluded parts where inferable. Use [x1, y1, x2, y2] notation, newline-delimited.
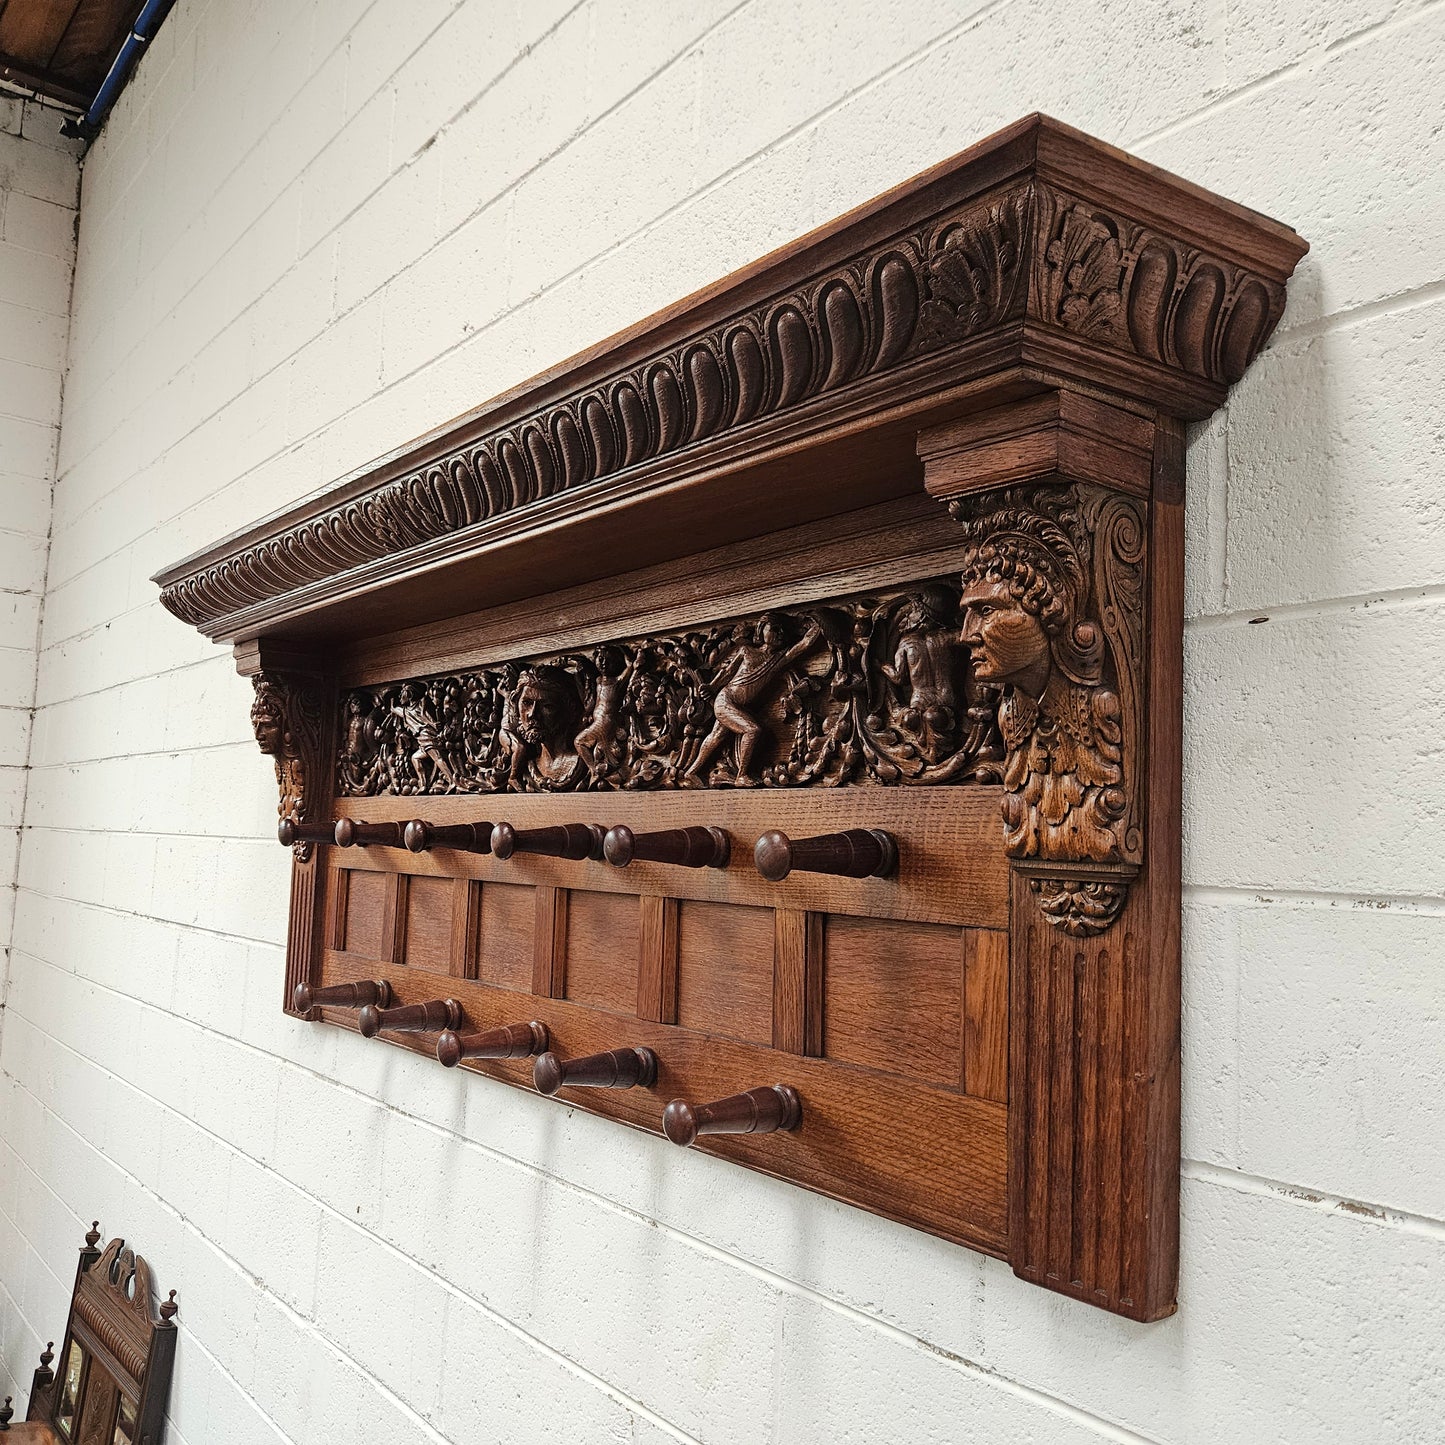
[514, 676, 568, 746]
[959, 579, 1051, 692]
[250, 696, 286, 756]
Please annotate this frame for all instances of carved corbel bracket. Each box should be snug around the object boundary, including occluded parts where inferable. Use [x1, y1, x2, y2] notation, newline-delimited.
[919, 395, 1150, 936]
[246, 669, 331, 859]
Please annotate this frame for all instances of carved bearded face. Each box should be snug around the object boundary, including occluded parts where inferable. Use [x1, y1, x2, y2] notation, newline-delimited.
[959, 579, 1052, 692]
[513, 672, 573, 748]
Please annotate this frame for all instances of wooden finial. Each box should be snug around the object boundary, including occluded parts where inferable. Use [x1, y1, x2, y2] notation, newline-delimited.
[2, 1394, 13, 1428]
[85, 1222, 101, 1248]
[160, 1290, 179, 1324]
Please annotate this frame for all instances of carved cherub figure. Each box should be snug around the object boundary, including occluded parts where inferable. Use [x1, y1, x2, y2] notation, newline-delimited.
[391, 683, 458, 792]
[574, 645, 633, 783]
[500, 666, 585, 789]
[686, 613, 824, 785]
[955, 492, 1125, 865]
[880, 583, 960, 736]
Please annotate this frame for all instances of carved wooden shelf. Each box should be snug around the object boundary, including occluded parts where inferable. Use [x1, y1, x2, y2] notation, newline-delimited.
[155, 114, 1306, 1321]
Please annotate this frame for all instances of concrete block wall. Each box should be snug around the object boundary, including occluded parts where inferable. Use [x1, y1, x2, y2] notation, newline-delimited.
[2, 1, 1443, 1440]
[0, 95, 79, 1080]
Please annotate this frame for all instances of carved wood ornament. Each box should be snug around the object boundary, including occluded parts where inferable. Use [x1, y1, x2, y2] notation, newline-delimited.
[155, 116, 1306, 1321]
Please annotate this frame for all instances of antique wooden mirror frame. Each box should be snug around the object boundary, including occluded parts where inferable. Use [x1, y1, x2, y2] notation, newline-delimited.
[154, 115, 1306, 1321]
[7, 1225, 178, 1444]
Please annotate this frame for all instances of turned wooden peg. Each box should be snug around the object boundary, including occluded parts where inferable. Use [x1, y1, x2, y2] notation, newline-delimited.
[357, 998, 462, 1038]
[403, 819, 493, 853]
[277, 818, 334, 847]
[292, 978, 391, 1012]
[603, 825, 730, 869]
[333, 817, 406, 848]
[490, 821, 606, 861]
[663, 1084, 803, 1147]
[753, 827, 897, 882]
[533, 1046, 658, 1095]
[436, 1020, 549, 1068]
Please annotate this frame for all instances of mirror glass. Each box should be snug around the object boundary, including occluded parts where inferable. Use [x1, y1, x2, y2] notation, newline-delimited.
[56, 1339, 85, 1436]
[113, 1394, 137, 1444]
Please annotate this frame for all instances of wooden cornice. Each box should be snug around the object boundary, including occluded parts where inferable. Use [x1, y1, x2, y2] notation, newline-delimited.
[153, 114, 1305, 646]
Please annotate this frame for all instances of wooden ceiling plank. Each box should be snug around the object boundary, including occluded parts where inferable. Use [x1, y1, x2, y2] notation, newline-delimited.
[48, 0, 143, 86]
[0, 0, 86, 68]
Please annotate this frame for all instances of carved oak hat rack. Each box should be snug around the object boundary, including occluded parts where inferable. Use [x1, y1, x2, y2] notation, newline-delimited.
[155, 115, 1306, 1321]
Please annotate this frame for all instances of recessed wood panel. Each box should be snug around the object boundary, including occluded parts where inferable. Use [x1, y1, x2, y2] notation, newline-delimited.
[675, 901, 773, 1046]
[478, 882, 535, 992]
[403, 876, 454, 972]
[562, 890, 639, 1014]
[341, 869, 389, 959]
[963, 928, 1008, 1102]
[823, 915, 963, 1087]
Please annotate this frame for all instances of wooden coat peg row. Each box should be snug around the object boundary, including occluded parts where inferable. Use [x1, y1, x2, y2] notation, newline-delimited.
[603, 825, 730, 869]
[437, 1020, 549, 1068]
[358, 998, 462, 1038]
[663, 1085, 803, 1147]
[277, 818, 333, 846]
[403, 819, 493, 853]
[534, 1046, 658, 1094]
[754, 827, 897, 882]
[334, 818, 406, 848]
[293, 978, 391, 1012]
[491, 821, 606, 861]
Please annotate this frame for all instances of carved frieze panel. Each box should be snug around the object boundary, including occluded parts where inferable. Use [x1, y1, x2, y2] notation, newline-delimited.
[338, 579, 1006, 798]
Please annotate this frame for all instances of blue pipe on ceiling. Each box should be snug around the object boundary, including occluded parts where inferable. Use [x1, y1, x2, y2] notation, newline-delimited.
[61, 0, 175, 141]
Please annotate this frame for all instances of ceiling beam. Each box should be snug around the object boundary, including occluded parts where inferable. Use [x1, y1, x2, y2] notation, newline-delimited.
[0, 49, 89, 109]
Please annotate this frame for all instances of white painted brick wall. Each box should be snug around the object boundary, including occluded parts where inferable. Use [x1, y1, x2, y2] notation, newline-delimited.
[3, 1, 1444, 1440]
[0, 93, 80, 1211]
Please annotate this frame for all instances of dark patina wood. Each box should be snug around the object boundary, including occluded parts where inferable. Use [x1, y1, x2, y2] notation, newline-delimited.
[22, 1224, 177, 1445]
[156, 115, 1306, 1321]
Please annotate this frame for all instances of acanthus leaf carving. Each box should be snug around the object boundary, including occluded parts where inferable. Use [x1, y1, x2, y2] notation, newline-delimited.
[948, 482, 1146, 935]
[1033, 183, 1288, 383]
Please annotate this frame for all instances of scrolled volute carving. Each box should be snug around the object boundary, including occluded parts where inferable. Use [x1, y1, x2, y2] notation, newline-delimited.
[950, 482, 1145, 935]
[338, 580, 1006, 798]
[251, 672, 328, 859]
